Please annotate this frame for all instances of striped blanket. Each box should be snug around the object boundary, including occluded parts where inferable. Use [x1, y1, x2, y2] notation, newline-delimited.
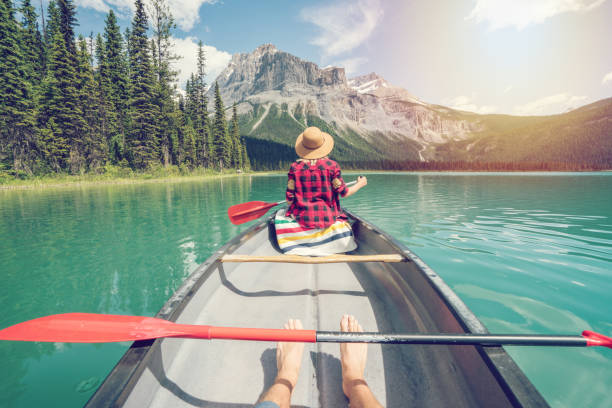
[274, 210, 357, 256]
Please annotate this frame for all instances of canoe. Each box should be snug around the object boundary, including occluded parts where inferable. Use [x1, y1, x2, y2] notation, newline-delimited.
[85, 210, 548, 407]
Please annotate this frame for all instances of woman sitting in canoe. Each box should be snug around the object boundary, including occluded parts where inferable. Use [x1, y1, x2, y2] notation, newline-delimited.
[275, 126, 367, 255]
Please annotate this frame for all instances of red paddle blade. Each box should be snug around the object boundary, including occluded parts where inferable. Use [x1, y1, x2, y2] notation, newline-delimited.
[227, 201, 279, 225]
[0, 313, 211, 343]
[0, 313, 317, 343]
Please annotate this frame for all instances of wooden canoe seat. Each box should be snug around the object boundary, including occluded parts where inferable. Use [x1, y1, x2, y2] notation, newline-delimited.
[220, 254, 406, 264]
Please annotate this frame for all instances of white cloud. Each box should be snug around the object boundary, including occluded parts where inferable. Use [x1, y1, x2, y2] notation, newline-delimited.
[513, 93, 588, 115]
[443, 95, 498, 114]
[602, 71, 612, 85]
[466, 0, 607, 30]
[172, 36, 231, 89]
[300, 0, 383, 57]
[76, 0, 111, 13]
[169, 0, 216, 31]
[332, 57, 368, 75]
[503, 85, 513, 94]
[75, 0, 216, 31]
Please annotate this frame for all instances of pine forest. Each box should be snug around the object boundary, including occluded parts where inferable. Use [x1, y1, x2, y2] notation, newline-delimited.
[0, 0, 250, 178]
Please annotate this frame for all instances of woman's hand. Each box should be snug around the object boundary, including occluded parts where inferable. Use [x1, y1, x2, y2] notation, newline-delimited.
[344, 176, 367, 198]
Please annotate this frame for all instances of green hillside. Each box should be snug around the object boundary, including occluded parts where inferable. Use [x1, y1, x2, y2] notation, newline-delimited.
[435, 98, 612, 168]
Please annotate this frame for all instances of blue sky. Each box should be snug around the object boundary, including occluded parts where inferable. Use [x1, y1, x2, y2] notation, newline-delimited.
[69, 0, 612, 115]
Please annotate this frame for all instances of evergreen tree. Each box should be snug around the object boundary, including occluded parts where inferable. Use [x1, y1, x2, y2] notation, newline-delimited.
[194, 41, 211, 166]
[212, 81, 231, 168]
[19, 0, 45, 83]
[94, 33, 121, 163]
[229, 103, 242, 168]
[88, 31, 94, 57]
[94, 34, 108, 96]
[39, 25, 86, 172]
[127, 0, 158, 169]
[39, 0, 45, 46]
[241, 138, 250, 170]
[77, 36, 107, 170]
[148, 0, 178, 87]
[185, 75, 195, 117]
[148, 0, 179, 166]
[56, 0, 77, 56]
[0, 0, 37, 173]
[183, 121, 197, 168]
[124, 26, 131, 62]
[123, 27, 131, 104]
[43, 0, 59, 77]
[176, 99, 196, 168]
[103, 9, 129, 135]
[175, 93, 185, 164]
[44, 1, 59, 47]
[207, 112, 215, 166]
[94, 34, 108, 93]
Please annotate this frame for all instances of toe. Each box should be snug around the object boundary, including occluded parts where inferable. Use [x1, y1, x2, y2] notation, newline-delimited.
[340, 315, 349, 332]
[348, 315, 356, 332]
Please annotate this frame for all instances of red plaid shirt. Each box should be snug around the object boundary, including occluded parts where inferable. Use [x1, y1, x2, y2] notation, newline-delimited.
[285, 158, 348, 229]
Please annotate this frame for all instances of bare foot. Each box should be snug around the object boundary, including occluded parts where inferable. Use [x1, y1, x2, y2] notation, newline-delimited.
[276, 319, 305, 389]
[340, 314, 367, 397]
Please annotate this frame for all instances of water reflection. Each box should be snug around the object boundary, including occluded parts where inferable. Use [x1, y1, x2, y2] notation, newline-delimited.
[0, 176, 259, 407]
[345, 172, 612, 408]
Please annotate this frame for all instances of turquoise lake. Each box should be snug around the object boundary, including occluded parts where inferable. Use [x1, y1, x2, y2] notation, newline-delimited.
[1, 172, 611, 407]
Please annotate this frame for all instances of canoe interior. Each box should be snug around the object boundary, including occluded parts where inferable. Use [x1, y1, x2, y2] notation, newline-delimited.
[86, 211, 548, 407]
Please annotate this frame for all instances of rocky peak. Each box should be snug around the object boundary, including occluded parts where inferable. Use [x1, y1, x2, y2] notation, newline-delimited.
[320, 66, 347, 87]
[211, 44, 348, 105]
[252, 43, 278, 57]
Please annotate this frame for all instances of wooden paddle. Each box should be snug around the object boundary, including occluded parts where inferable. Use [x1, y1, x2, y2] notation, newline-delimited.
[1, 313, 610, 348]
[228, 180, 357, 225]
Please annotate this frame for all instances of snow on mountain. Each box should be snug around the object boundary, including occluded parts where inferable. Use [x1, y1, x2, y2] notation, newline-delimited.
[348, 72, 388, 93]
[348, 72, 426, 106]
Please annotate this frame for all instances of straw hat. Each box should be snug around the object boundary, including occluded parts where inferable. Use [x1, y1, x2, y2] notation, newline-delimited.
[295, 127, 334, 159]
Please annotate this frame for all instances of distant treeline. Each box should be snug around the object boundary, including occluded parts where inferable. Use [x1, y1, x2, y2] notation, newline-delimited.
[243, 137, 607, 172]
[0, 0, 249, 177]
[243, 137, 295, 171]
[340, 160, 607, 171]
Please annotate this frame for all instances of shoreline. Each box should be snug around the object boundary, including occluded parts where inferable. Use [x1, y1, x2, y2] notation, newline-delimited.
[2, 168, 610, 191]
[0, 171, 276, 191]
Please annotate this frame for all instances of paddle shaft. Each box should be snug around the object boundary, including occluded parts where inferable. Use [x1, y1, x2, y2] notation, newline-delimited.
[316, 332, 589, 347]
[140, 328, 594, 347]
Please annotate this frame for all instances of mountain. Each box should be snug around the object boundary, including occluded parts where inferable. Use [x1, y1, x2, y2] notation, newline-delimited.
[210, 44, 612, 170]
